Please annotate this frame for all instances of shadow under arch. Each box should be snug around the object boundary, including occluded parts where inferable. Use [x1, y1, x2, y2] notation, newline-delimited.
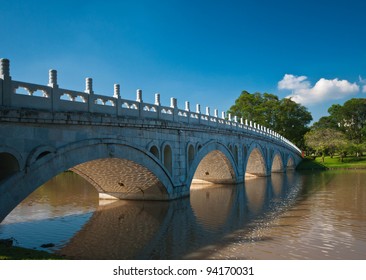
[186, 141, 239, 188]
[0, 138, 175, 223]
[287, 156, 295, 170]
[245, 145, 267, 177]
[271, 153, 284, 173]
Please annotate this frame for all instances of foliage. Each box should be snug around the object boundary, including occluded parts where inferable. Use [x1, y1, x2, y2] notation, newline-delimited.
[228, 91, 312, 149]
[326, 98, 366, 144]
[304, 128, 348, 162]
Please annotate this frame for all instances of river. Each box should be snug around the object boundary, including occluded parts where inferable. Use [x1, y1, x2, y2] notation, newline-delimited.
[0, 170, 365, 259]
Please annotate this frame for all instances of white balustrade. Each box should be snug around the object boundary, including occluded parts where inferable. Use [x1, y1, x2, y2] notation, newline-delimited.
[0, 58, 302, 155]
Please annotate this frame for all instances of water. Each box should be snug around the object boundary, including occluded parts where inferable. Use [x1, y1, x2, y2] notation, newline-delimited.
[1, 170, 365, 259]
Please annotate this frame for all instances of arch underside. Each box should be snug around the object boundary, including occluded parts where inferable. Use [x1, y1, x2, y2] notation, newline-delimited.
[71, 158, 167, 200]
[287, 157, 295, 169]
[272, 154, 284, 173]
[192, 150, 236, 184]
[246, 148, 267, 177]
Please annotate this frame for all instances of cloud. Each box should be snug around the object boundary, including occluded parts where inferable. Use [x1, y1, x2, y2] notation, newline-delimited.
[360, 76, 366, 93]
[278, 74, 310, 91]
[278, 74, 360, 105]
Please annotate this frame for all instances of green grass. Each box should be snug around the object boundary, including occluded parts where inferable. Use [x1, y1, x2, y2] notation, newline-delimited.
[297, 155, 366, 170]
[0, 244, 64, 260]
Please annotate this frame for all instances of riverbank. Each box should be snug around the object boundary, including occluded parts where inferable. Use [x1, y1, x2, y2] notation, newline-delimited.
[297, 155, 366, 170]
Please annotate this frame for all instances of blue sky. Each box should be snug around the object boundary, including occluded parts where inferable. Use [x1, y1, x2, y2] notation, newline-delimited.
[1, 0, 366, 122]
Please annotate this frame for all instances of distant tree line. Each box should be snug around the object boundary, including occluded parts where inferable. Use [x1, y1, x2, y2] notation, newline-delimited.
[228, 91, 366, 162]
[305, 98, 366, 162]
[227, 91, 312, 149]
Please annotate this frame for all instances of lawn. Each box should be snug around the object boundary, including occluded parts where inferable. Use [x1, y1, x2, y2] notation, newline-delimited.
[297, 155, 366, 170]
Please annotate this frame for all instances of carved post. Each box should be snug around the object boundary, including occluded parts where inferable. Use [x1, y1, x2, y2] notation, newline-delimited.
[136, 89, 143, 118]
[196, 104, 201, 114]
[214, 109, 218, 118]
[221, 111, 225, 119]
[85, 78, 94, 112]
[170, 97, 177, 108]
[48, 70, 58, 87]
[205, 106, 210, 116]
[171, 97, 178, 121]
[155, 93, 161, 106]
[113, 84, 120, 116]
[85, 78, 93, 94]
[48, 69, 59, 111]
[0, 58, 12, 106]
[228, 113, 232, 121]
[233, 116, 238, 122]
[185, 101, 190, 111]
[136, 89, 143, 103]
[114, 84, 120, 99]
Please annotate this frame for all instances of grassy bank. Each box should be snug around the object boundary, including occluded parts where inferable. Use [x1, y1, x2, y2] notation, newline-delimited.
[297, 155, 366, 170]
[0, 243, 64, 260]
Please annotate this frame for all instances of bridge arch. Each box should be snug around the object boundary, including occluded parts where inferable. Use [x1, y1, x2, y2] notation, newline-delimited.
[287, 156, 295, 170]
[187, 143, 195, 170]
[147, 141, 160, 160]
[271, 152, 284, 173]
[0, 152, 20, 182]
[0, 139, 175, 222]
[162, 142, 173, 176]
[245, 145, 267, 177]
[26, 145, 56, 168]
[187, 141, 239, 187]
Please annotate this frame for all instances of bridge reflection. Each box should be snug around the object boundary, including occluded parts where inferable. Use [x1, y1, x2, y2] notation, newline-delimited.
[58, 172, 302, 259]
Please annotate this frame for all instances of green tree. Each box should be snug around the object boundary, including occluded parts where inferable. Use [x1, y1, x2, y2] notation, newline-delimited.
[304, 128, 349, 162]
[228, 91, 312, 149]
[327, 98, 366, 144]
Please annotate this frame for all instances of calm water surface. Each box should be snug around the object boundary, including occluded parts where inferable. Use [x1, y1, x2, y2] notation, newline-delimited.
[1, 170, 365, 259]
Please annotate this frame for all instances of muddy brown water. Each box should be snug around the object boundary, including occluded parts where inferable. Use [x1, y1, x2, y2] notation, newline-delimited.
[1, 170, 365, 259]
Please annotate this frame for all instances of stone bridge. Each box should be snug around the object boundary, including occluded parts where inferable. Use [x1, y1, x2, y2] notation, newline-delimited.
[0, 58, 302, 222]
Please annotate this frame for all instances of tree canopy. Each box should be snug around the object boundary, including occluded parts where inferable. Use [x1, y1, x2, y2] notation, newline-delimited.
[228, 91, 312, 149]
[304, 128, 348, 162]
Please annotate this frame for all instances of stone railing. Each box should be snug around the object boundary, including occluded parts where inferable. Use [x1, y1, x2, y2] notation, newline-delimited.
[0, 58, 301, 155]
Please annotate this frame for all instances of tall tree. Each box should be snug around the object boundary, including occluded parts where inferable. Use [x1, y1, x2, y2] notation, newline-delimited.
[327, 98, 366, 144]
[304, 128, 349, 162]
[228, 91, 312, 149]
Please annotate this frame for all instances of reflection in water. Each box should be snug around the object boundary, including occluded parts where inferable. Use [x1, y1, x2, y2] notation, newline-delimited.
[244, 178, 267, 215]
[1, 170, 366, 259]
[190, 184, 235, 229]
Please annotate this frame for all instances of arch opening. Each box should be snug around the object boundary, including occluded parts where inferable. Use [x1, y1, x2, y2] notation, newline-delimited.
[271, 153, 284, 173]
[188, 144, 195, 169]
[287, 157, 295, 170]
[246, 148, 267, 177]
[163, 145, 173, 175]
[192, 150, 236, 185]
[71, 158, 167, 200]
[149, 145, 159, 159]
[0, 152, 20, 181]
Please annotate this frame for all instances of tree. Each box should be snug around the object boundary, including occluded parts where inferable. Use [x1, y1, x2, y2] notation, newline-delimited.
[228, 91, 312, 149]
[304, 128, 349, 162]
[327, 98, 366, 144]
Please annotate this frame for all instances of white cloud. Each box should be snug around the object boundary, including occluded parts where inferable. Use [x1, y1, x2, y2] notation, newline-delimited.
[278, 74, 310, 90]
[278, 74, 360, 105]
[363, 85, 366, 93]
